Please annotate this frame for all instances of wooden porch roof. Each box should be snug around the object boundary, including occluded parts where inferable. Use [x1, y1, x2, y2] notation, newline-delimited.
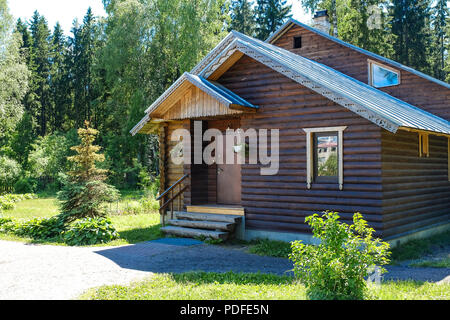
[130, 73, 257, 136]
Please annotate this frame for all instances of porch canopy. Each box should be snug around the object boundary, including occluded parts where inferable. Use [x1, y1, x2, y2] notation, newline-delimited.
[130, 72, 257, 136]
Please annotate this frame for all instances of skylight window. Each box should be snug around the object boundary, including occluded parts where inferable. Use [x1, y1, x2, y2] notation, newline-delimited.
[369, 60, 400, 88]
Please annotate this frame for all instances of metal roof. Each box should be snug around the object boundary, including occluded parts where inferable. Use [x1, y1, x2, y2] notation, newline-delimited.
[196, 31, 450, 135]
[266, 18, 450, 90]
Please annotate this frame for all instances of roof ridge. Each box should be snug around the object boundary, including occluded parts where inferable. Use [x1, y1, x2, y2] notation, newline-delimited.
[266, 18, 450, 89]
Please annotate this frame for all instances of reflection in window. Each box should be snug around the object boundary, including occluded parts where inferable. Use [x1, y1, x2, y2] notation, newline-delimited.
[370, 62, 400, 88]
[314, 133, 338, 181]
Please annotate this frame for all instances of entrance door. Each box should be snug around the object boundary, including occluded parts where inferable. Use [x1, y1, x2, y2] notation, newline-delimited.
[217, 132, 241, 204]
[209, 119, 241, 205]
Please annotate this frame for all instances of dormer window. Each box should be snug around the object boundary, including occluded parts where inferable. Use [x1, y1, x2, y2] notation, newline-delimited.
[368, 60, 400, 88]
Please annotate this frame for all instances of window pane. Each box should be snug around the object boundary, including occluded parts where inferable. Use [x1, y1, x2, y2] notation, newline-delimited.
[315, 133, 338, 179]
[372, 64, 399, 88]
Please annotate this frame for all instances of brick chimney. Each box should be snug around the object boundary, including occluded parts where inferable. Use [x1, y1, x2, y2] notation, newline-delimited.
[312, 10, 331, 35]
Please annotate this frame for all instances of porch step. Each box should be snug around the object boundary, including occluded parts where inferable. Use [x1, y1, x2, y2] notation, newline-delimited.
[186, 205, 244, 216]
[168, 219, 235, 231]
[174, 211, 242, 223]
[161, 226, 229, 240]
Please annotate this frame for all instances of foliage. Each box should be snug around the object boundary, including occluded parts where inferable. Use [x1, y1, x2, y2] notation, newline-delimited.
[289, 211, 391, 300]
[80, 271, 450, 300]
[0, 156, 21, 187]
[390, 230, 450, 263]
[0, 193, 37, 211]
[248, 239, 292, 258]
[14, 216, 65, 240]
[61, 217, 119, 246]
[57, 121, 119, 224]
[229, 0, 256, 36]
[255, 0, 292, 40]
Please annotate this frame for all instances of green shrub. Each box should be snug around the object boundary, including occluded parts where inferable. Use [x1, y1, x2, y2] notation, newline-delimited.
[289, 211, 390, 300]
[14, 177, 38, 194]
[62, 217, 119, 246]
[0, 217, 17, 233]
[15, 216, 65, 240]
[0, 193, 37, 211]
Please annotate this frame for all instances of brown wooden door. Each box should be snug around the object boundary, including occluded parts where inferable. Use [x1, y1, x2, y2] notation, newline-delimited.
[217, 132, 241, 205]
[208, 119, 241, 205]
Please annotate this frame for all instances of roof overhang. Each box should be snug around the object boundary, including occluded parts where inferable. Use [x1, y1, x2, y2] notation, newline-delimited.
[266, 18, 450, 90]
[131, 72, 257, 136]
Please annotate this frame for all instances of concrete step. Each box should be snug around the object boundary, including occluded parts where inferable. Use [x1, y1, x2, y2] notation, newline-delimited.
[186, 205, 244, 216]
[161, 226, 229, 240]
[174, 211, 243, 223]
[168, 219, 235, 231]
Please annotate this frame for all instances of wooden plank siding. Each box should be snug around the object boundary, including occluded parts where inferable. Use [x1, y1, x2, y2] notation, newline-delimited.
[272, 25, 450, 120]
[381, 130, 450, 238]
[217, 56, 384, 236]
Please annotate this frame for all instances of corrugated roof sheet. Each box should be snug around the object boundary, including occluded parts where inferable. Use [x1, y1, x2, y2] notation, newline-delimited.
[266, 18, 450, 90]
[196, 31, 450, 135]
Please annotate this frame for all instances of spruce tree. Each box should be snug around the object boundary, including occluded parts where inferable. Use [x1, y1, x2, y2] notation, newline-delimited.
[255, 0, 292, 40]
[57, 121, 119, 224]
[229, 0, 256, 36]
[431, 0, 448, 80]
[389, 0, 432, 73]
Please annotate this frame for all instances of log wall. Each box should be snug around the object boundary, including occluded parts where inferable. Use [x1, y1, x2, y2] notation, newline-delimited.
[381, 130, 450, 238]
[218, 56, 384, 236]
[272, 24, 450, 120]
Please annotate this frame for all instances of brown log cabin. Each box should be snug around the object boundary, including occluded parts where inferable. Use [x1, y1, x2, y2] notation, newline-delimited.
[131, 13, 450, 245]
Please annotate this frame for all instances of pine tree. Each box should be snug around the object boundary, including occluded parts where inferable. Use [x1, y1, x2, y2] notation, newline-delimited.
[57, 121, 118, 224]
[229, 0, 256, 36]
[255, 0, 292, 40]
[389, 0, 433, 73]
[430, 0, 448, 80]
[29, 11, 52, 136]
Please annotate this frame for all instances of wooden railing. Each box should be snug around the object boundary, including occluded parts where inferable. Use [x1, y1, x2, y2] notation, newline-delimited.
[157, 173, 189, 226]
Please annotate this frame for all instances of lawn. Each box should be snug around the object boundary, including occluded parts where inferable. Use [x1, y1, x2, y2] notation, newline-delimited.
[0, 194, 162, 246]
[79, 271, 450, 300]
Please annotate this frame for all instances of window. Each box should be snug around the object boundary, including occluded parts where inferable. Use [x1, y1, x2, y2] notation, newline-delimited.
[418, 132, 429, 157]
[303, 126, 347, 190]
[369, 60, 400, 88]
[293, 36, 302, 49]
[314, 132, 338, 183]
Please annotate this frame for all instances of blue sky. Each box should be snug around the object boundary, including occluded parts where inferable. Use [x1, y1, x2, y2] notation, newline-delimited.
[8, 0, 311, 35]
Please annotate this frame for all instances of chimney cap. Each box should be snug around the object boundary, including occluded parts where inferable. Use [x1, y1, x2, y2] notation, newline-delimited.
[313, 10, 328, 18]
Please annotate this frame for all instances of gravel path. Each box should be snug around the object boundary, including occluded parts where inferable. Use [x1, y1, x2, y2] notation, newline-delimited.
[1, 239, 448, 300]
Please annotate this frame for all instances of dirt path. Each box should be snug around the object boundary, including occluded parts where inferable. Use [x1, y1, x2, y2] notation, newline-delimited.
[0, 238, 448, 300]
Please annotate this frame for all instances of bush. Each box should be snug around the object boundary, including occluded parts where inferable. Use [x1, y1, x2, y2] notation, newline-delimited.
[14, 177, 38, 193]
[0, 217, 17, 233]
[0, 156, 21, 187]
[62, 217, 119, 246]
[289, 211, 390, 300]
[15, 216, 66, 240]
[0, 193, 37, 211]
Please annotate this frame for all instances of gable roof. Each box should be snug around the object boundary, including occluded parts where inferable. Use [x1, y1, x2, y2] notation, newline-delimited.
[194, 31, 450, 135]
[266, 18, 450, 90]
[131, 72, 256, 136]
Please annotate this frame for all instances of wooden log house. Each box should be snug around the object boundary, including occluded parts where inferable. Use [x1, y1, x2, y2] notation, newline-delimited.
[131, 13, 450, 244]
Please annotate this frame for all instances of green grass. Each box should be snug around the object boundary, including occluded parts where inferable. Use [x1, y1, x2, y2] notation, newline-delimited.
[410, 257, 450, 268]
[79, 271, 450, 300]
[0, 194, 162, 246]
[247, 239, 292, 258]
[390, 231, 450, 264]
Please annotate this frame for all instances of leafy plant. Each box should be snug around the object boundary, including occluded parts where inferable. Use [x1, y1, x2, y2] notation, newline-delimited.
[62, 217, 119, 246]
[289, 211, 390, 300]
[15, 216, 65, 240]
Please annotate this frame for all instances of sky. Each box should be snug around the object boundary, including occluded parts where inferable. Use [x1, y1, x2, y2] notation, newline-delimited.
[8, 0, 312, 35]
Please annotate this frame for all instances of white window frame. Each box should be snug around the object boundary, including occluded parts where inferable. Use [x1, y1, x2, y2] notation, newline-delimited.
[368, 59, 401, 88]
[303, 126, 347, 190]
